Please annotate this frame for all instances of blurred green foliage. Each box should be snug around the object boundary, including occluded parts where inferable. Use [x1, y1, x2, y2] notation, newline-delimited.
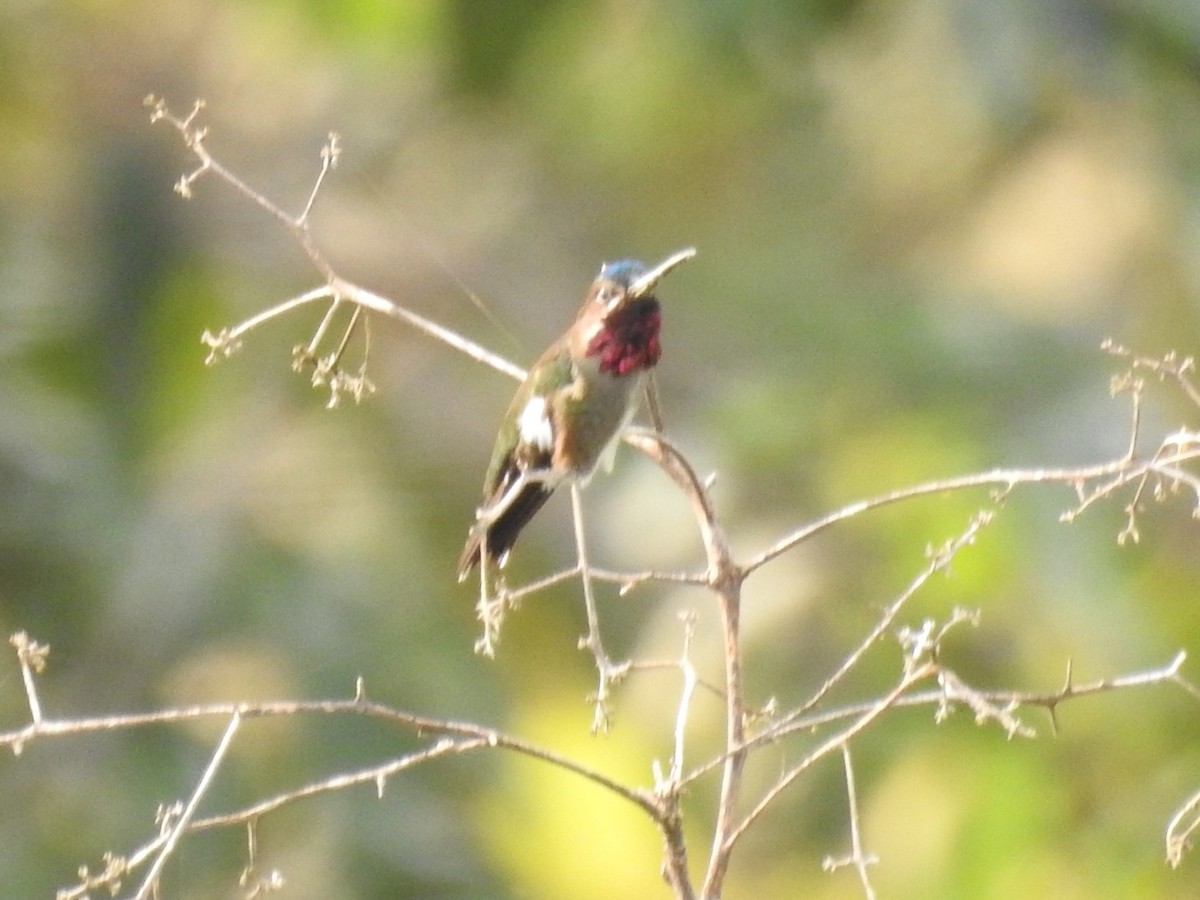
[2, 0, 1200, 897]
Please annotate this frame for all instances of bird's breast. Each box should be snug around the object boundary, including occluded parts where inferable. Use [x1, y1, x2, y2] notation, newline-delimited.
[555, 365, 644, 479]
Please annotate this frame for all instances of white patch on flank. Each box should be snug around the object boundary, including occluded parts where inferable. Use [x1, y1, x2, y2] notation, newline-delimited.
[518, 396, 554, 451]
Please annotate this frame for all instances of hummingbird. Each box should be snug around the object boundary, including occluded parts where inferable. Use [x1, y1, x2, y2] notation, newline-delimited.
[457, 248, 696, 580]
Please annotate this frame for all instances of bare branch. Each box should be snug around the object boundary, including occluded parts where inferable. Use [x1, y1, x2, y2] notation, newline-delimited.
[724, 651, 1191, 762]
[795, 510, 993, 723]
[298, 132, 340, 224]
[334, 278, 525, 381]
[723, 662, 938, 856]
[822, 744, 878, 900]
[650, 615, 702, 900]
[0, 668, 659, 824]
[1168, 788, 1200, 868]
[133, 712, 241, 900]
[748, 462, 1118, 573]
[147, 96, 525, 391]
[571, 481, 621, 732]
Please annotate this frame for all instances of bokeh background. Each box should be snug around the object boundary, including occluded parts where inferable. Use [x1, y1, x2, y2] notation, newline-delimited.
[3, 0, 1200, 897]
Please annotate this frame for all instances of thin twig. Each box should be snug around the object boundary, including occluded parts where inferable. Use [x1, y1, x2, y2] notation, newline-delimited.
[685, 651, 1191, 783]
[723, 662, 937, 856]
[0, 691, 657, 818]
[670, 614, 699, 784]
[334, 279, 525, 380]
[649, 616, 702, 899]
[298, 132, 339, 223]
[745, 462, 1124, 573]
[10, 631, 47, 731]
[822, 743, 877, 899]
[134, 711, 241, 900]
[1168, 787, 1200, 868]
[190, 736, 486, 831]
[571, 482, 620, 732]
[794, 510, 993, 721]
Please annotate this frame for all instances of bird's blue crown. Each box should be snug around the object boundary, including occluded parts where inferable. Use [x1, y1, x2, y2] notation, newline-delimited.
[598, 259, 647, 287]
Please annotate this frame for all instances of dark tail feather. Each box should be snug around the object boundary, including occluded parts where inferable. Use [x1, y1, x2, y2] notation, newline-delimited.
[457, 483, 555, 580]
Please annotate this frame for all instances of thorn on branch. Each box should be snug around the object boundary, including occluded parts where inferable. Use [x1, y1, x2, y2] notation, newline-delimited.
[1060, 657, 1075, 696]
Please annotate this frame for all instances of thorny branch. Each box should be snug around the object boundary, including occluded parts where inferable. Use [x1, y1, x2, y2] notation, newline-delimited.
[10, 657, 666, 899]
[709, 649, 1194, 762]
[748, 342, 1200, 573]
